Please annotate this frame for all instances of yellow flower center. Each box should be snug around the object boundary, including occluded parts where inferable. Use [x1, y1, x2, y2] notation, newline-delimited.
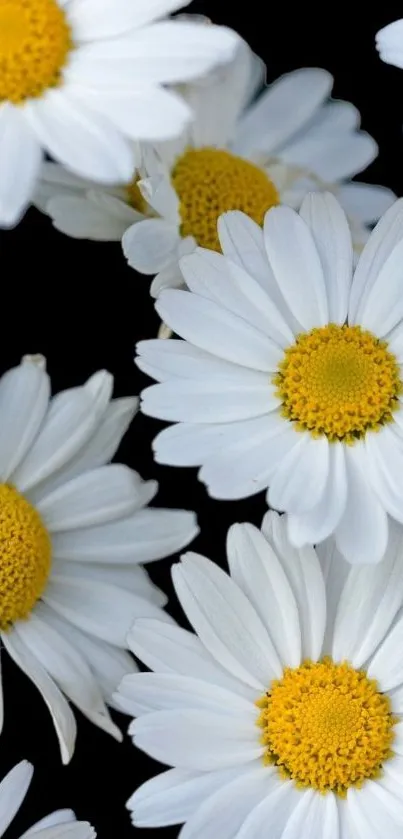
[0, 0, 72, 104]
[171, 147, 279, 251]
[126, 177, 148, 215]
[257, 659, 396, 796]
[273, 324, 402, 442]
[0, 485, 52, 630]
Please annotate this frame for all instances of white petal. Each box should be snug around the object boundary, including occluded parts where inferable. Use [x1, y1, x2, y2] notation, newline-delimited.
[13, 371, 112, 493]
[141, 378, 277, 423]
[25, 90, 135, 183]
[226, 523, 300, 667]
[349, 198, 403, 323]
[0, 359, 50, 482]
[52, 507, 197, 564]
[281, 790, 339, 839]
[47, 193, 136, 241]
[236, 781, 302, 839]
[43, 575, 167, 646]
[365, 426, 403, 524]
[127, 619, 256, 702]
[0, 761, 33, 836]
[22, 810, 76, 837]
[37, 464, 140, 531]
[155, 289, 283, 371]
[117, 672, 255, 717]
[54, 558, 165, 609]
[32, 396, 138, 500]
[0, 104, 42, 227]
[235, 68, 332, 155]
[2, 631, 76, 763]
[127, 766, 249, 828]
[347, 785, 403, 838]
[376, 20, 403, 68]
[287, 442, 348, 545]
[68, 0, 189, 39]
[280, 131, 377, 182]
[131, 708, 262, 770]
[123, 220, 179, 274]
[367, 611, 403, 690]
[262, 511, 326, 661]
[172, 553, 281, 690]
[263, 205, 328, 329]
[139, 173, 179, 220]
[299, 192, 353, 324]
[334, 445, 388, 564]
[27, 824, 95, 839]
[180, 249, 294, 347]
[357, 236, 403, 337]
[136, 340, 270, 383]
[178, 766, 279, 839]
[338, 182, 396, 225]
[268, 433, 330, 515]
[200, 413, 298, 501]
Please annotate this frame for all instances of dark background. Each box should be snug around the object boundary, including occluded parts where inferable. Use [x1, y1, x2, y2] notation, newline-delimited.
[1, 1, 403, 836]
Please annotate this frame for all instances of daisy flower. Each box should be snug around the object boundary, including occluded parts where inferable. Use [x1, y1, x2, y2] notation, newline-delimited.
[137, 193, 403, 565]
[0, 355, 198, 762]
[122, 39, 395, 297]
[0, 0, 238, 228]
[0, 761, 94, 839]
[117, 514, 403, 838]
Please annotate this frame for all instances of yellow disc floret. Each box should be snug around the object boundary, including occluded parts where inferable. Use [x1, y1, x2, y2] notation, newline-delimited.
[257, 658, 396, 796]
[171, 147, 279, 251]
[273, 324, 402, 442]
[0, 485, 52, 629]
[0, 0, 72, 104]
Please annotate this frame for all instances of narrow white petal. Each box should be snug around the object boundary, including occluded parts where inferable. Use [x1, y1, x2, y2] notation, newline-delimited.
[13, 371, 112, 493]
[127, 766, 248, 828]
[136, 339, 269, 383]
[116, 672, 255, 717]
[0, 359, 50, 482]
[52, 507, 198, 564]
[68, 0, 189, 39]
[27, 823, 95, 839]
[287, 442, 347, 546]
[367, 611, 403, 690]
[347, 785, 403, 838]
[141, 378, 277, 423]
[334, 445, 388, 564]
[236, 781, 302, 839]
[131, 709, 262, 770]
[263, 205, 328, 329]
[43, 576, 168, 646]
[262, 511, 326, 661]
[37, 464, 140, 531]
[281, 790, 339, 839]
[226, 523, 301, 667]
[172, 553, 282, 690]
[127, 619, 256, 702]
[47, 193, 136, 241]
[22, 810, 76, 837]
[349, 198, 403, 323]
[2, 631, 76, 763]
[299, 192, 353, 324]
[338, 182, 396, 225]
[0, 761, 33, 836]
[268, 433, 330, 515]
[316, 538, 357, 656]
[0, 104, 42, 227]
[357, 236, 403, 337]
[123, 220, 180, 274]
[178, 766, 279, 839]
[155, 289, 283, 371]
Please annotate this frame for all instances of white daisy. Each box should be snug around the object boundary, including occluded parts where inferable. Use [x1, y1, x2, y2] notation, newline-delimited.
[0, 0, 238, 228]
[0, 354, 198, 762]
[376, 19, 403, 69]
[0, 761, 94, 839]
[137, 193, 403, 565]
[117, 514, 403, 838]
[122, 38, 395, 298]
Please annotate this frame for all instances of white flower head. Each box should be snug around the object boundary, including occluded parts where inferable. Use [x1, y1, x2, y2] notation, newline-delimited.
[0, 0, 238, 228]
[117, 515, 403, 838]
[0, 355, 198, 761]
[137, 193, 403, 565]
[121, 38, 395, 297]
[0, 760, 94, 839]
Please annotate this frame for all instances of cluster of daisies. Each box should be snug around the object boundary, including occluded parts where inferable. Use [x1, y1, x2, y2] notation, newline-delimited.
[5, 1, 403, 837]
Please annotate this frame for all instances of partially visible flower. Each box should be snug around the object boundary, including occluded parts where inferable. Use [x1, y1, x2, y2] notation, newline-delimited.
[0, 0, 238, 228]
[0, 761, 94, 839]
[137, 194, 403, 564]
[117, 515, 403, 838]
[122, 38, 394, 296]
[0, 355, 198, 761]
[377, 19, 403, 69]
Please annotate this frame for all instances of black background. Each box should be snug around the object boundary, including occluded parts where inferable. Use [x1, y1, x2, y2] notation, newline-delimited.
[1, 1, 403, 837]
